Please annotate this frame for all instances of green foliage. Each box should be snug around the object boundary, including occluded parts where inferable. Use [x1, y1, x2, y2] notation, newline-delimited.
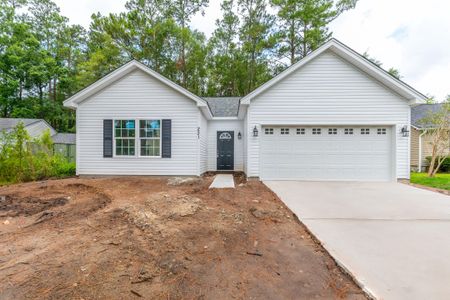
[426, 156, 450, 173]
[0, 122, 75, 184]
[410, 172, 450, 190]
[271, 0, 358, 65]
[0, 0, 361, 125]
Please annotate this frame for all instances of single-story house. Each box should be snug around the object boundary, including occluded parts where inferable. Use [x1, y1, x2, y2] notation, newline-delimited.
[52, 133, 77, 163]
[0, 118, 76, 161]
[63, 39, 427, 181]
[0, 118, 56, 138]
[411, 104, 450, 171]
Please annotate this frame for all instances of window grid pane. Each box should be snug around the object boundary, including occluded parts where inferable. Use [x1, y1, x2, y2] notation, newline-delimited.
[139, 119, 161, 157]
[114, 120, 136, 156]
[140, 120, 161, 138]
[140, 138, 160, 156]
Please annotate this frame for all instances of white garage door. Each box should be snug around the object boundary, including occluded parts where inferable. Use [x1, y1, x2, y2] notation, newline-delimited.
[260, 126, 393, 181]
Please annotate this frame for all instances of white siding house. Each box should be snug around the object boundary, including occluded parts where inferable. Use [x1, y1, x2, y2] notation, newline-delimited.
[244, 50, 411, 180]
[72, 69, 204, 176]
[64, 39, 426, 181]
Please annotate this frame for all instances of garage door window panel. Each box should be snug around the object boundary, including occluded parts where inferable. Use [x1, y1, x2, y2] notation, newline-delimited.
[265, 128, 274, 135]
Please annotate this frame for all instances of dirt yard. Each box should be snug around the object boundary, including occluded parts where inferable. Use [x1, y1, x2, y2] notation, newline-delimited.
[0, 174, 366, 299]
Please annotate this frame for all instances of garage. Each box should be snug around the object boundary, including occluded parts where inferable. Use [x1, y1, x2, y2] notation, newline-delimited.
[260, 126, 393, 181]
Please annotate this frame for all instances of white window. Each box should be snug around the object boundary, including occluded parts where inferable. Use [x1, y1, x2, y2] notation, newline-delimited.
[281, 128, 290, 135]
[114, 120, 136, 156]
[328, 128, 338, 135]
[377, 128, 387, 135]
[265, 128, 274, 135]
[361, 128, 370, 135]
[344, 128, 353, 135]
[139, 120, 161, 157]
[312, 128, 321, 135]
[297, 128, 305, 135]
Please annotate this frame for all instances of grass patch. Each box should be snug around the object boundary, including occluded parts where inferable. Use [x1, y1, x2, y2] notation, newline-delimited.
[410, 173, 450, 190]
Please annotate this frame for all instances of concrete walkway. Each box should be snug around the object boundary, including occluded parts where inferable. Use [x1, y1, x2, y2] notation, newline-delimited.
[209, 174, 235, 189]
[264, 181, 450, 300]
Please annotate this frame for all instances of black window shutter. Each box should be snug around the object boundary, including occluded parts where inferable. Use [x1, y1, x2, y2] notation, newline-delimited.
[161, 119, 172, 158]
[103, 119, 113, 158]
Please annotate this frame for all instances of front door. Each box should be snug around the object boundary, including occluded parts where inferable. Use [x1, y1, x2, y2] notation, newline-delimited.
[217, 131, 234, 170]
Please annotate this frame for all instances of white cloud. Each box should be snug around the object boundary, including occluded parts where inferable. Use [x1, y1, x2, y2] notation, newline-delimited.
[53, 0, 449, 100]
[331, 0, 450, 100]
[53, 0, 127, 28]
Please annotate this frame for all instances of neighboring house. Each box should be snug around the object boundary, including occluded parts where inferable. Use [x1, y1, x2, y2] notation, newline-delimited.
[411, 104, 450, 171]
[0, 118, 56, 138]
[63, 39, 426, 181]
[52, 133, 77, 163]
[0, 118, 76, 161]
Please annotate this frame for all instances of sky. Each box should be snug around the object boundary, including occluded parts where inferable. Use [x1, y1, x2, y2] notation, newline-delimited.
[53, 0, 449, 101]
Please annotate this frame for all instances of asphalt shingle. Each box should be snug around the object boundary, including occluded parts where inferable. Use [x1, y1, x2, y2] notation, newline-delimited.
[52, 133, 76, 144]
[411, 104, 446, 128]
[204, 97, 241, 117]
[0, 118, 41, 131]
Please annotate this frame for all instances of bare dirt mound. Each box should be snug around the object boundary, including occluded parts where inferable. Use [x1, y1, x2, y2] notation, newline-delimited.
[0, 176, 366, 300]
[0, 181, 111, 226]
[0, 195, 68, 217]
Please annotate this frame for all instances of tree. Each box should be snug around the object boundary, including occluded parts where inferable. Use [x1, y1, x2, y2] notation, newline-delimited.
[420, 97, 450, 177]
[207, 0, 246, 96]
[167, 0, 209, 87]
[271, 0, 358, 65]
[238, 0, 276, 93]
[363, 51, 401, 79]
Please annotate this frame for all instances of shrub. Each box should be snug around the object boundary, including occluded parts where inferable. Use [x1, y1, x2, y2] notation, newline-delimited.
[426, 156, 450, 173]
[0, 122, 76, 184]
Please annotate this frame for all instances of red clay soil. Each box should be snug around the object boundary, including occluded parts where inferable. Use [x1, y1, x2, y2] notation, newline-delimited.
[0, 175, 366, 300]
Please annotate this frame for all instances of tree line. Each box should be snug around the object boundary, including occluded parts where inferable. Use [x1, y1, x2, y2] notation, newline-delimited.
[0, 0, 358, 132]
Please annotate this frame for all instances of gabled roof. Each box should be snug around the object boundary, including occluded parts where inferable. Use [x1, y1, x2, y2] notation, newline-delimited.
[204, 97, 241, 117]
[63, 60, 208, 109]
[411, 104, 447, 129]
[241, 38, 427, 105]
[0, 118, 41, 131]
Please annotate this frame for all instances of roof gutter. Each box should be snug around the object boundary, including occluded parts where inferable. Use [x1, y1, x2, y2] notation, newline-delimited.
[418, 129, 428, 172]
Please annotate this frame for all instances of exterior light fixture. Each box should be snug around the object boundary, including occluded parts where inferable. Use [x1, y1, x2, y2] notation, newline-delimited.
[401, 125, 410, 137]
[238, 132, 242, 139]
[253, 126, 258, 137]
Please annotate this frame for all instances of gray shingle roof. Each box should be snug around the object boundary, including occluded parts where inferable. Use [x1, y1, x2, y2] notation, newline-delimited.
[0, 118, 41, 131]
[52, 133, 76, 144]
[411, 104, 446, 128]
[204, 97, 241, 117]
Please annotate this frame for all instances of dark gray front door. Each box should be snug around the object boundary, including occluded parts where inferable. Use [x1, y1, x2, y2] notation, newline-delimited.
[217, 131, 234, 170]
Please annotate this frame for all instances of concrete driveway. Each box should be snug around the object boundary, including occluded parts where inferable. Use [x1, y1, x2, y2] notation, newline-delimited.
[264, 181, 450, 300]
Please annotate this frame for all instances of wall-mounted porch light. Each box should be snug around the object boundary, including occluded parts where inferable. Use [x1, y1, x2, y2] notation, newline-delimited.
[401, 125, 410, 137]
[253, 126, 258, 137]
[237, 132, 242, 139]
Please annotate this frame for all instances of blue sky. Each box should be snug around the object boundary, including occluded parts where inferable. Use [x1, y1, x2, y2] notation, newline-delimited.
[54, 0, 450, 101]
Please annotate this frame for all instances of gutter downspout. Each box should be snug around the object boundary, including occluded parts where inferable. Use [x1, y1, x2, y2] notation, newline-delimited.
[418, 129, 428, 172]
